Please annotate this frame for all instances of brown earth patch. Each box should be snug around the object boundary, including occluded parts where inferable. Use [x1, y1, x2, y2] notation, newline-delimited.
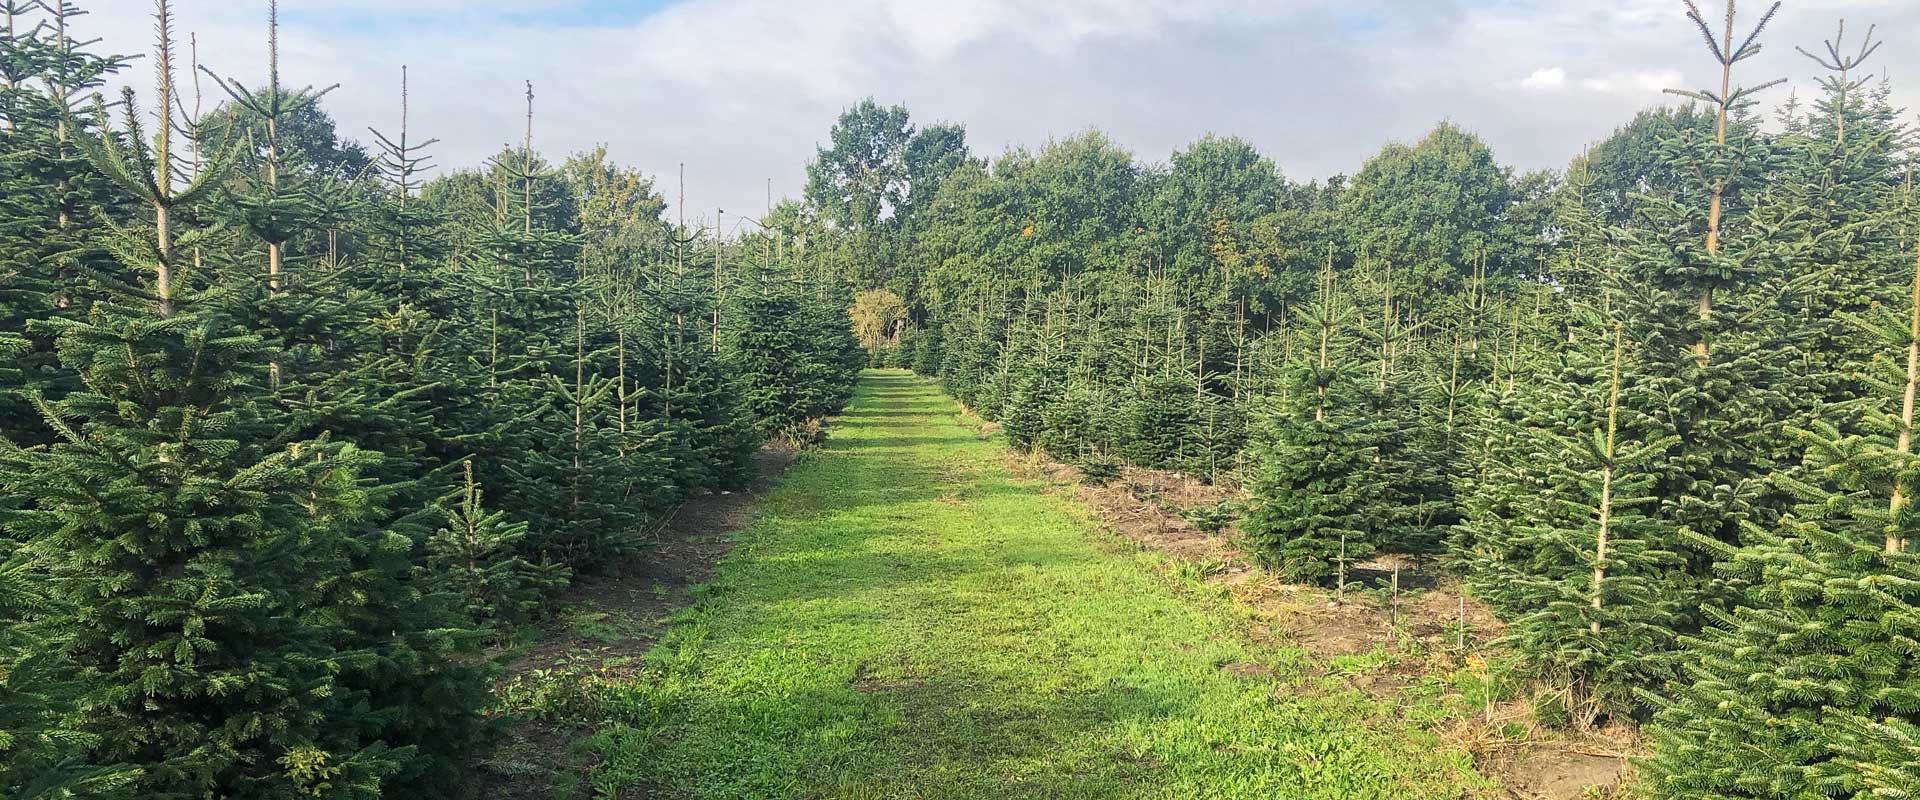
[1219, 661, 1274, 680]
[849, 660, 925, 694]
[1464, 720, 1637, 799]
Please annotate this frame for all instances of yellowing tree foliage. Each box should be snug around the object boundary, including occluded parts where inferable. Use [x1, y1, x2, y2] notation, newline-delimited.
[850, 288, 909, 353]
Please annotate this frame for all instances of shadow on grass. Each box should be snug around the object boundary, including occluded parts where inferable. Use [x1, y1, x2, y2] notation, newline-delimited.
[604, 370, 1471, 799]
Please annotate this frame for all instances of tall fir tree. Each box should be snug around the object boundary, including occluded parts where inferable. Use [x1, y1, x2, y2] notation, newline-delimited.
[1243, 264, 1388, 583]
[1643, 154, 1920, 800]
[1462, 311, 1685, 721]
[3, 6, 486, 795]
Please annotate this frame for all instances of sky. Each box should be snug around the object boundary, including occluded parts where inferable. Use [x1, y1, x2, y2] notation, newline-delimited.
[75, 0, 1920, 228]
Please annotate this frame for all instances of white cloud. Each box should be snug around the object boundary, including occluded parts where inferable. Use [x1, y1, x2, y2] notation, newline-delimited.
[1579, 69, 1685, 95]
[1520, 67, 1567, 90]
[65, 0, 1920, 220]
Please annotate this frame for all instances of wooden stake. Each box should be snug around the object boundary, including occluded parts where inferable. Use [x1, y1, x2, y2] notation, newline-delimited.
[1335, 533, 1347, 606]
[572, 306, 585, 518]
[264, 0, 283, 299]
[1389, 563, 1400, 628]
[1458, 595, 1466, 649]
[522, 80, 534, 237]
[617, 329, 628, 437]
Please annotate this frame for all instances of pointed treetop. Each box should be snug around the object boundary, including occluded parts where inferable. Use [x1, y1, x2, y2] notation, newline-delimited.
[198, 0, 337, 126]
[1797, 19, 1882, 78]
[1666, 0, 1787, 108]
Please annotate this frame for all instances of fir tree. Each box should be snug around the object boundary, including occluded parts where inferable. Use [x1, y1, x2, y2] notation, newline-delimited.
[5, 7, 485, 794]
[1465, 314, 1684, 720]
[1766, 21, 1907, 422]
[1643, 177, 1920, 799]
[1243, 265, 1386, 583]
[727, 276, 861, 445]
[426, 459, 565, 627]
[0, 0, 127, 448]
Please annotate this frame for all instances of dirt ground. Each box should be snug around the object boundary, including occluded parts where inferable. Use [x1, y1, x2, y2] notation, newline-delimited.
[484, 444, 799, 799]
[506, 444, 797, 677]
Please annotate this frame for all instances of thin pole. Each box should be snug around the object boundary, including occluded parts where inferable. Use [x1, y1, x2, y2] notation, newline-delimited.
[1389, 564, 1400, 628]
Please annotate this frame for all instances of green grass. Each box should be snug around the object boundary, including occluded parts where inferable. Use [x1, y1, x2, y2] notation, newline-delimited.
[571, 370, 1487, 799]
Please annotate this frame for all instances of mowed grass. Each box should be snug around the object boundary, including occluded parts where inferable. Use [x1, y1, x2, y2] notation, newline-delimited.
[582, 370, 1484, 799]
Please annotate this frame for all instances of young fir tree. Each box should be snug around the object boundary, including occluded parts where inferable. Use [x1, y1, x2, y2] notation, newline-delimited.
[198, 0, 345, 396]
[726, 270, 861, 445]
[1042, 376, 1118, 469]
[348, 65, 480, 501]
[1418, 266, 1501, 557]
[1000, 301, 1062, 453]
[365, 66, 445, 289]
[1766, 22, 1907, 422]
[2, 7, 487, 795]
[631, 187, 754, 496]
[1356, 263, 1456, 556]
[1465, 311, 1685, 721]
[0, 7, 167, 795]
[910, 320, 942, 374]
[1119, 282, 1202, 470]
[1028, 291, 1121, 469]
[0, 0, 127, 448]
[426, 459, 565, 627]
[1571, 0, 1797, 688]
[1642, 165, 1920, 800]
[1122, 372, 1198, 469]
[1188, 383, 1247, 483]
[1243, 264, 1387, 583]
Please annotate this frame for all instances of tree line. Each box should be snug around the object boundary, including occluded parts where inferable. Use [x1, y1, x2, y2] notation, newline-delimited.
[0, 1, 860, 797]
[819, 3, 1919, 796]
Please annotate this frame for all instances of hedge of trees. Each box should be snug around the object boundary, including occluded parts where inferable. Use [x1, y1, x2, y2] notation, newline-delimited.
[6, 0, 1919, 796]
[833, 4, 1920, 796]
[0, 2, 858, 797]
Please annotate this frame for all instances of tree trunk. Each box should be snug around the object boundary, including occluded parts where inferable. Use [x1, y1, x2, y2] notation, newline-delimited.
[1697, 13, 1735, 367]
[156, 204, 174, 317]
[1592, 323, 1625, 633]
[1890, 240, 1920, 553]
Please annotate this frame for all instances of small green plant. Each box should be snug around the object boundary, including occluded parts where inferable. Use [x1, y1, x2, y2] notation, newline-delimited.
[1171, 558, 1231, 583]
[1330, 645, 1400, 677]
[568, 610, 641, 643]
[496, 668, 602, 720]
[1183, 501, 1240, 534]
[1075, 453, 1123, 484]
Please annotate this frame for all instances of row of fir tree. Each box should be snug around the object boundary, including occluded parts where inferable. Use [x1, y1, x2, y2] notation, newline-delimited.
[806, 5, 1920, 798]
[0, 2, 862, 797]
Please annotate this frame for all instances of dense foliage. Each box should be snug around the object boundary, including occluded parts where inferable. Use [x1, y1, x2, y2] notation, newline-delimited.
[0, 2, 858, 797]
[809, 5, 1919, 797]
[4, 0, 1919, 797]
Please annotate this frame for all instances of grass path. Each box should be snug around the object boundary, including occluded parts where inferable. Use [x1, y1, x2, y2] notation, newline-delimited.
[578, 370, 1484, 799]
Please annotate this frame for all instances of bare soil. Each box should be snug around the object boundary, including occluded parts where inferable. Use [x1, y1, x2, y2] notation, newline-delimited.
[484, 443, 799, 800]
[508, 444, 797, 676]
